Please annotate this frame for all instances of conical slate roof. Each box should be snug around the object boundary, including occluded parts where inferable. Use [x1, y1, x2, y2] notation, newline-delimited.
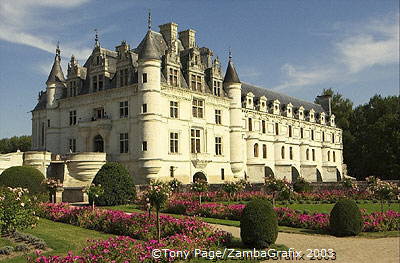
[46, 52, 65, 84]
[223, 59, 240, 84]
[138, 30, 160, 60]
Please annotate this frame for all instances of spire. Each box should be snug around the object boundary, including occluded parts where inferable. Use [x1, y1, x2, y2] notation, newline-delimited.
[223, 50, 240, 84]
[148, 9, 152, 31]
[137, 12, 160, 61]
[46, 43, 65, 85]
[94, 29, 100, 48]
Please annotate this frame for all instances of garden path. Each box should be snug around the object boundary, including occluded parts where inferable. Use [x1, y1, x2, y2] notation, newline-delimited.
[211, 224, 400, 263]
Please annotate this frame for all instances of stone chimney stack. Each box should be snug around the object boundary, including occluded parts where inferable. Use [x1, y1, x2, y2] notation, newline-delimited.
[179, 29, 196, 49]
[159, 22, 178, 46]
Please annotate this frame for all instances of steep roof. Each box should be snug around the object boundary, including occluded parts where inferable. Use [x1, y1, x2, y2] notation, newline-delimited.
[46, 54, 65, 84]
[223, 59, 240, 83]
[137, 30, 161, 60]
[241, 83, 325, 113]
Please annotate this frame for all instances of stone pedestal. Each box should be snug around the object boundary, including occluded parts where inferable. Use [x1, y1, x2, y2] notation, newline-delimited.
[55, 188, 64, 203]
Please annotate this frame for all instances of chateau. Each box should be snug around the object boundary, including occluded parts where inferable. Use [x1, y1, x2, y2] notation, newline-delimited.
[31, 20, 344, 185]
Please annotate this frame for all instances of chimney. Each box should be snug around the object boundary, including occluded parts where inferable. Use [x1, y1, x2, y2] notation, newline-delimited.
[316, 95, 332, 115]
[179, 29, 196, 49]
[159, 22, 178, 45]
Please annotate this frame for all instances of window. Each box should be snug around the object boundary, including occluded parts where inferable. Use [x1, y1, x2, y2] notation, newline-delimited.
[92, 76, 97, 92]
[328, 151, 331, 162]
[142, 73, 147, 83]
[170, 101, 178, 118]
[215, 137, 222, 155]
[170, 132, 178, 153]
[47, 119, 50, 128]
[169, 68, 178, 87]
[124, 69, 129, 86]
[221, 168, 225, 181]
[281, 146, 285, 159]
[333, 151, 336, 162]
[170, 166, 175, 177]
[311, 130, 314, 140]
[300, 128, 304, 139]
[213, 81, 221, 96]
[288, 125, 292, 137]
[191, 74, 202, 91]
[142, 141, 147, 151]
[248, 118, 252, 131]
[215, 110, 221, 124]
[69, 138, 76, 152]
[69, 110, 77, 125]
[312, 149, 315, 161]
[142, 104, 147, 113]
[69, 81, 78, 96]
[95, 108, 105, 119]
[275, 123, 279, 135]
[119, 101, 128, 118]
[119, 70, 124, 87]
[191, 129, 201, 153]
[192, 99, 204, 118]
[98, 74, 104, 91]
[332, 134, 335, 143]
[289, 147, 293, 160]
[306, 149, 309, 160]
[254, 143, 259, 157]
[119, 133, 129, 153]
[41, 122, 45, 146]
[262, 144, 267, 159]
[322, 132, 325, 142]
[261, 120, 266, 134]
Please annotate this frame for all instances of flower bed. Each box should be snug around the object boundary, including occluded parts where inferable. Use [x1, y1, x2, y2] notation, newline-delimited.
[164, 200, 400, 232]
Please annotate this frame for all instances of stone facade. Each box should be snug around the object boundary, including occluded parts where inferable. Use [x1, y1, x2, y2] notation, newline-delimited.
[32, 21, 344, 185]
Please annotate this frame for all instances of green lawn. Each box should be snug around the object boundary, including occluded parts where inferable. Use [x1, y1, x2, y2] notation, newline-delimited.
[0, 237, 15, 247]
[2, 219, 113, 263]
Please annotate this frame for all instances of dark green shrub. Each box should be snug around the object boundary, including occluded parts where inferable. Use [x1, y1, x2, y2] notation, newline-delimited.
[240, 199, 278, 248]
[0, 166, 45, 194]
[292, 177, 313, 193]
[91, 162, 135, 206]
[330, 199, 363, 237]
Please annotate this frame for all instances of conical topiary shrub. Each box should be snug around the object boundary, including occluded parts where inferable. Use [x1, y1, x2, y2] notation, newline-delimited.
[330, 199, 363, 237]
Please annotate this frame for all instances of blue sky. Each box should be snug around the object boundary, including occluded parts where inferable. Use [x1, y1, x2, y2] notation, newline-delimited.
[0, 0, 398, 139]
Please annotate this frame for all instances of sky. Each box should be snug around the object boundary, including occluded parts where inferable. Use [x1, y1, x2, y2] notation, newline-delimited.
[0, 0, 398, 139]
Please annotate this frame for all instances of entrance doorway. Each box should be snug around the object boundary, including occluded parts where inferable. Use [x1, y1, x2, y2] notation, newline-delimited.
[93, 135, 104, 152]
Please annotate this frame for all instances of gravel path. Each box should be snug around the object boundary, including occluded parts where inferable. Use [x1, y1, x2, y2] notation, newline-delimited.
[211, 224, 400, 263]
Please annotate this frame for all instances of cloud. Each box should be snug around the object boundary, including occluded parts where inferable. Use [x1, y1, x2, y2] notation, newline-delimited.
[0, 0, 92, 60]
[274, 13, 399, 91]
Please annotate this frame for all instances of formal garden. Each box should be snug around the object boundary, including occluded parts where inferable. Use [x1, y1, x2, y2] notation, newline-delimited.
[0, 163, 399, 262]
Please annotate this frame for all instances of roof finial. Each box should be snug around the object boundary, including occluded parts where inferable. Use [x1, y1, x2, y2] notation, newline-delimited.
[94, 28, 99, 47]
[148, 9, 152, 31]
[56, 41, 61, 59]
[228, 47, 232, 61]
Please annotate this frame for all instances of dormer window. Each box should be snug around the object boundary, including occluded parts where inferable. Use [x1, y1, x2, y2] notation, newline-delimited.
[245, 92, 254, 109]
[298, 106, 305, 120]
[273, 100, 280, 115]
[119, 68, 129, 87]
[213, 80, 221, 96]
[191, 74, 202, 91]
[309, 109, 316, 122]
[286, 103, 293, 117]
[169, 68, 179, 87]
[319, 112, 326, 125]
[330, 114, 336, 127]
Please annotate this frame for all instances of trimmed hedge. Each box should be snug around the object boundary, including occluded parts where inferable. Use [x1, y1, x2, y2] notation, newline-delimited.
[0, 166, 45, 194]
[91, 162, 135, 206]
[330, 199, 363, 237]
[240, 199, 278, 248]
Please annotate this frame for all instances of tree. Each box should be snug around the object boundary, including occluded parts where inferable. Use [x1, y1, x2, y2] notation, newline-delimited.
[0, 136, 32, 154]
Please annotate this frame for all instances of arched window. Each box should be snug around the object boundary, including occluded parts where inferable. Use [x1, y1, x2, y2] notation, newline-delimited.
[281, 146, 285, 159]
[333, 151, 336, 162]
[328, 151, 331, 162]
[306, 149, 309, 160]
[254, 143, 259, 157]
[262, 144, 267, 159]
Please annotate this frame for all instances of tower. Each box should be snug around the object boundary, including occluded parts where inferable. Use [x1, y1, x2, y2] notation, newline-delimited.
[137, 22, 163, 181]
[46, 43, 65, 108]
[223, 52, 244, 178]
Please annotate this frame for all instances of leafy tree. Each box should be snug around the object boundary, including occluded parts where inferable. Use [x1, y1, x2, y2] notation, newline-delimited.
[0, 136, 32, 154]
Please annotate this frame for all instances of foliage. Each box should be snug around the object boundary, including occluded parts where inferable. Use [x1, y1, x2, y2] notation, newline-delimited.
[0, 135, 31, 154]
[167, 178, 183, 193]
[366, 176, 399, 211]
[91, 162, 135, 206]
[330, 199, 363, 237]
[42, 178, 63, 193]
[264, 177, 293, 204]
[144, 180, 171, 211]
[84, 184, 104, 208]
[292, 177, 312, 193]
[240, 199, 278, 248]
[341, 177, 358, 190]
[191, 179, 209, 204]
[0, 166, 46, 194]
[0, 187, 39, 234]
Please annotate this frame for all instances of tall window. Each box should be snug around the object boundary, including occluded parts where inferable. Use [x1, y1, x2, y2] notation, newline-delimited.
[281, 146, 285, 159]
[221, 168, 225, 180]
[192, 99, 204, 118]
[47, 119, 50, 128]
[69, 110, 77, 125]
[119, 101, 128, 118]
[69, 138, 76, 152]
[215, 137, 222, 155]
[142, 104, 147, 113]
[170, 101, 178, 118]
[98, 74, 104, 91]
[333, 151, 336, 162]
[288, 125, 292, 137]
[119, 133, 129, 153]
[169, 68, 178, 87]
[170, 166, 175, 178]
[328, 151, 331, 162]
[306, 149, 309, 160]
[322, 132, 325, 142]
[213, 81, 221, 96]
[142, 73, 147, 83]
[262, 144, 267, 159]
[92, 76, 97, 92]
[275, 123, 279, 135]
[248, 118, 252, 131]
[191, 74, 202, 91]
[312, 149, 315, 161]
[191, 129, 201, 153]
[300, 128, 304, 139]
[170, 132, 178, 153]
[215, 110, 221, 124]
[289, 147, 293, 160]
[142, 141, 147, 151]
[332, 134, 335, 143]
[69, 80, 78, 96]
[262, 120, 266, 134]
[124, 69, 129, 86]
[254, 143, 259, 157]
[311, 130, 314, 140]
[41, 122, 45, 146]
